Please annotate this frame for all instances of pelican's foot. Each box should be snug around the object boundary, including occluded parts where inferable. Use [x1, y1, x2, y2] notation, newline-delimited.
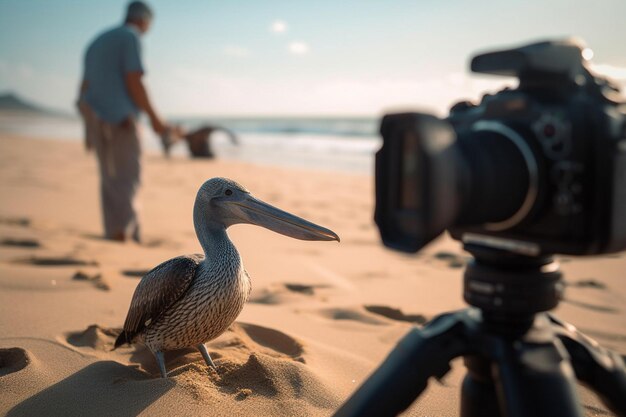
[154, 350, 168, 378]
[197, 343, 218, 374]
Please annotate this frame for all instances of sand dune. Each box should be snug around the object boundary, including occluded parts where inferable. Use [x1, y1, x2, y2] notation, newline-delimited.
[0, 135, 624, 416]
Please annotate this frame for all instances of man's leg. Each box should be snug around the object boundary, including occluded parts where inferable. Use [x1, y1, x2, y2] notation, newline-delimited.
[107, 119, 142, 242]
[87, 110, 117, 240]
[90, 114, 141, 242]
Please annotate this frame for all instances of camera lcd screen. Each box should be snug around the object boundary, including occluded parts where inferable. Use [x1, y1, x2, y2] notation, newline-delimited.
[400, 132, 421, 210]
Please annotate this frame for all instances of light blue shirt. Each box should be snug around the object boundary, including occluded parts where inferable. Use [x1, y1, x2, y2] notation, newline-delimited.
[83, 25, 144, 124]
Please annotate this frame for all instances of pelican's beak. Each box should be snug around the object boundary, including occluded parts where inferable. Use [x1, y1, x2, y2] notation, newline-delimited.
[233, 194, 340, 242]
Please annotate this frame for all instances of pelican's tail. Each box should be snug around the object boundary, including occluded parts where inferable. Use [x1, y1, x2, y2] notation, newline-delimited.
[113, 330, 130, 350]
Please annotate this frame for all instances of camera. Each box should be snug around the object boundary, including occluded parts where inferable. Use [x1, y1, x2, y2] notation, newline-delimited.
[375, 39, 626, 256]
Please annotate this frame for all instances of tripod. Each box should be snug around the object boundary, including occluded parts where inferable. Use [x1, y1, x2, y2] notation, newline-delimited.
[334, 244, 626, 417]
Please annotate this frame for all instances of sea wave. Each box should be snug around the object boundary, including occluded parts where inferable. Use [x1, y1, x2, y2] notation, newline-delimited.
[174, 116, 379, 138]
[0, 113, 381, 174]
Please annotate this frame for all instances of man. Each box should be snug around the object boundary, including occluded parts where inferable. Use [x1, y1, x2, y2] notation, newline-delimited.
[78, 1, 169, 242]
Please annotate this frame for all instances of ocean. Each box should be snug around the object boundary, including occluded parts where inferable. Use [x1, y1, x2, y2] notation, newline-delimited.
[0, 113, 381, 174]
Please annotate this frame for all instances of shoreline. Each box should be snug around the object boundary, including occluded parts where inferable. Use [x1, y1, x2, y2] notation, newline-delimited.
[0, 112, 379, 175]
[0, 133, 374, 177]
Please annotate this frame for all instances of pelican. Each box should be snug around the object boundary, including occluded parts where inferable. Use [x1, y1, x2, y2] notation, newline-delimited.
[114, 177, 339, 378]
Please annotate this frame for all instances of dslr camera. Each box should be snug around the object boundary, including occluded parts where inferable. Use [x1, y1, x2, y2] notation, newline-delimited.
[375, 39, 626, 256]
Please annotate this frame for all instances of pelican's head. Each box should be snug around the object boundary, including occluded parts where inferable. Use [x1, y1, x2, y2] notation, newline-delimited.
[194, 177, 339, 242]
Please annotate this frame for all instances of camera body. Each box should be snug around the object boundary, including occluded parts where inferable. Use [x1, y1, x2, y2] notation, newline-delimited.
[375, 39, 626, 255]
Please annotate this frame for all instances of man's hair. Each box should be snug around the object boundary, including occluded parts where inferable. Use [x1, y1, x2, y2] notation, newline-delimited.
[125, 1, 153, 23]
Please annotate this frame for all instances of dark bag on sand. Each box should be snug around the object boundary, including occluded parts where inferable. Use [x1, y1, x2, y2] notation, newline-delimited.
[160, 125, 238, 158]
[184, 127, 215, 158]
[184, 126, 239, 158]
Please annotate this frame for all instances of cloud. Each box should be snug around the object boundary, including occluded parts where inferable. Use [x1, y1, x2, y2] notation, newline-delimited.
[288, 41, 309, 55]
[152, 66, 515, 116]
[222, 46, 250, 58]
[270, 20, 287, 34]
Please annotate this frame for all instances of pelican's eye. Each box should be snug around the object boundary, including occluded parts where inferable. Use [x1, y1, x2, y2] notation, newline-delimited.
[225, 189, 233, 196]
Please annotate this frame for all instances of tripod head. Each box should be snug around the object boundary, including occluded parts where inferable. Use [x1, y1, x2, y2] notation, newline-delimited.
[462, 243, 562, 334]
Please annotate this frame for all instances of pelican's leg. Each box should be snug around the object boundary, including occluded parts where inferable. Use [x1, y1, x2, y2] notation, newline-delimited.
[197, 343, 218, 372]
[154, 351, 167, 378]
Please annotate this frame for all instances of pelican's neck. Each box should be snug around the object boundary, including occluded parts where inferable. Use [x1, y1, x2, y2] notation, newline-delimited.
[193, 204, 239, 262]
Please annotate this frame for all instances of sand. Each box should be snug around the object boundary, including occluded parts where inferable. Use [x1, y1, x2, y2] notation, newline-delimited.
[0, 134, 624, 416]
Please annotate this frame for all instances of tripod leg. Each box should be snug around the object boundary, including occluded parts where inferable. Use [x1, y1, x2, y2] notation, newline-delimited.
[551, 315, 626, 416]
[333, 311, 471, 417]
[491, 316, 584, 417]
[461, 355, 503, 417]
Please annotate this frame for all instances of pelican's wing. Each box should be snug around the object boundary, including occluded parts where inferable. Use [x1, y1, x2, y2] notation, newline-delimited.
[114, 254, 204, 348]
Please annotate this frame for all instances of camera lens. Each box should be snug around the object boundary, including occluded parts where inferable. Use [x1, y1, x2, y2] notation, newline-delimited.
[376, 113, 540, 253]
[399, 132, 422, 210]
[455, 122, 537, 230]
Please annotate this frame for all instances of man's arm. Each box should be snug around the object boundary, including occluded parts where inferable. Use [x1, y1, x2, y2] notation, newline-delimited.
[78, 79, 89, 98]
[76, 79, 92, 151]
[125, 71, 167, 134]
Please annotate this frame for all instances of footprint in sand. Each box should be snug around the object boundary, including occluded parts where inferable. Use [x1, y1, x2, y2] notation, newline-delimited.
[140, 238, 176, 249]
[566, 278, 608, 290]
[82, 233, 175, 249]
[0, 238, 41, 248]
[317, 306, 427, 326]
[0, 217, 31, 227]
[72, 271, 110, 291]
[121, 269, 151, 278]
[364, 305, 427, 325]
[0, 347, 31, 377]
[283, 283, 328, 296]
[317, 307, 390, 325]
[12, 256, 98, 267]
[233, 323, 304, 359]
[208, 323, 306, 366]
[66, 325, 122, 351]
[249, 283, 329, 305]
[431, 251, 468, 269]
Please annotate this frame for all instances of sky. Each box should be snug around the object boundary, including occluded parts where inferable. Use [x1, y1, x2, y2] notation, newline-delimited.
[1, 0, 625, 116]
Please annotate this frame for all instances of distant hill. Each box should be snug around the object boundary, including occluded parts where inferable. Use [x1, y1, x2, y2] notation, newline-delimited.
[0, 92, 69, 117]
[0, 92, 44, 112]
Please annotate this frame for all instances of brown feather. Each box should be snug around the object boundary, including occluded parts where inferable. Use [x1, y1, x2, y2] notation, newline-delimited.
[115, 254, 204, 348]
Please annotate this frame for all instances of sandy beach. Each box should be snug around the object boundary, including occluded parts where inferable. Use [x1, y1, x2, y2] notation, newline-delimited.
[0, 133, 624, 417]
